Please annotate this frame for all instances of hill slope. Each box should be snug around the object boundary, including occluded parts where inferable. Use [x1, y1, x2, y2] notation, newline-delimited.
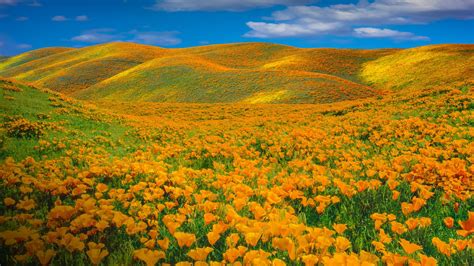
[0, 42, 472, 103]
[361, 44, 474, 90]
[0, 42, 393, 103]
[0, 43, 166, 94]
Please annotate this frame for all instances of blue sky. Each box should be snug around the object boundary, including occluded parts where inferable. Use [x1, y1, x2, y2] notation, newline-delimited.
[1, 0, 473, 55]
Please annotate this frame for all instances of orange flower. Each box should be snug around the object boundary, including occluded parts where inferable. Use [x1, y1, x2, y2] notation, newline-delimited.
[86, 242, 109, 265]
[399, 238, 422, 254]
[3, 197, 16, 206]
[134, 249, 165, 266]
[405, 218, 419, 231]
[272, 237, 296, 260]
[372, 241, 386, 253]
[204, 213, 217, 225]
[432, 237, 452, 256]
[157, 237, 170, 250]
[332, 223, 347, 235]
[35, 249, 56, 266]
[266, 191, 282, 205]
[419, 254, 437, 266]
[244, 232, 261, 247]
[401, 202, 414, 216]
[207, 231, 220, 245]
[174, 232, 196, 248]
[335, 236, 351, 252]
[457, 211, 474, 237]
[443, 217, 454, 228]
[390, 221, 407, 235]
[378, 229, 392, 244]
[223, 246, 247, 263]
[392, 190, 400, 200]
[226, 233, 240, 248]
[96, 183, 108, 193]
[187, 247, 213, 261]
[272, 258, 286, 266]
[301, 254, 319, 266]
[16, 197, 36, 211]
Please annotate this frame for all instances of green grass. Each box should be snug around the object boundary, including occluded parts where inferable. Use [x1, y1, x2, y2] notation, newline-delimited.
[0, 79, 141, 161]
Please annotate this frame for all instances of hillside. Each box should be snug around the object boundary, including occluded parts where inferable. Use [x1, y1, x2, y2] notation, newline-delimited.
[0, 43, 472, 103]
[0, 42, 395, 103]
[0, 43, 166, 94]
[361, 44, 474, 90]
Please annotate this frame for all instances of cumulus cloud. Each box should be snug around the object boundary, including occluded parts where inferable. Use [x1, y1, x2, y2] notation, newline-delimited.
[244, 0, 474, 40]
[51, 15, 67, 21]
[129, 30, 181, 46]
[0, 37, 32, 55]
[71, 29, 119, 43]
[71, 29, 182, 46]
[0, 0, 19, 5]
[75, 15, 88, 21]
[0, 0, 41, 6]
[28, 0, 41, 7]
[354, 27, 429, 40]
[152, 0, 313, 11]
[17, 43, 32, 49]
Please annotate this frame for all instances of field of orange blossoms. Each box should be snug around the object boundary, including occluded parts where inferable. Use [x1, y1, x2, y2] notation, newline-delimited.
[0, 77, 473, 265]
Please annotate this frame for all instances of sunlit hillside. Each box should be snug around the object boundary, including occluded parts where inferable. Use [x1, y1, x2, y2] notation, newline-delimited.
[0, 43, 166, 94]
[361, 44, 474, 90]
[0, 42, 400, 103]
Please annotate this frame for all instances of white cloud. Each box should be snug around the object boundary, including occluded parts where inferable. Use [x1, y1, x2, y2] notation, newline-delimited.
[129, 30, 181, 46]
[0, 0, 41, 6]
[17, 43, 32, 49]
[52, 15, 67, 21]
[244, 21, 343, 38]
[71, 29, 182, 46]
[0, 37, 32, 55]
[16, 16, 28, 21]
[28, 0, 41, 7]
[244, 0, 474, 39]
[152, 0, 313, 11]
[71, 29, 119, 43]
[354, 27, 428, 40]
[75, 15, 88, 21]
[0, 0, 19, 5]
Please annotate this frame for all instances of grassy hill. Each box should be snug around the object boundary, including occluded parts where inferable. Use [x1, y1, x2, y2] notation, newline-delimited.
[361, 44, 474, 90]
[0, 42, 394, 103]
[0, 43, 166, 94]
[0, 42, 472, 103]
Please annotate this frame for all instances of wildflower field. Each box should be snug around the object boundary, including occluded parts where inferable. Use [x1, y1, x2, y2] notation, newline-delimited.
[0, 74, 473, 266]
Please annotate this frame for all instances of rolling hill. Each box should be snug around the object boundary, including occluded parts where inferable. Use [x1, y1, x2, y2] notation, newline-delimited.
[361, 44, 474, 91]
[0, 42, 472, 103]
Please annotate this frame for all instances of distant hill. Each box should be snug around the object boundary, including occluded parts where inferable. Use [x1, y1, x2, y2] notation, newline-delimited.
[361, 44, 474, 91]
[0, 42, 472, 103]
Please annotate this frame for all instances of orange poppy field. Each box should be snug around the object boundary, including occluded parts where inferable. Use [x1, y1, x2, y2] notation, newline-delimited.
[0, 43, 473, 265]
[0, 76, 473, 265]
